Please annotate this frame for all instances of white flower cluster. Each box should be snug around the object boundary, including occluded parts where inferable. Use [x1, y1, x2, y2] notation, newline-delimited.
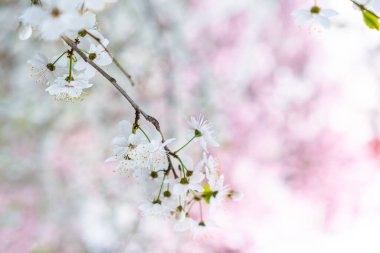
[106, 115, 241, 236]
[19, 1, 241, 235]
[19, 0, 115, 101]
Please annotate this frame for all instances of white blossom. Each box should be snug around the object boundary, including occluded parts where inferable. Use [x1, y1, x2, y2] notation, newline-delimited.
[28, 54, 66, 85]
[75, 42, 112, 79]
[172, 157, 205, 197]
[173, 213, 197, 232]
[188, 114, 219, 152]
[20, 0, 95, 40]
[46, 76, 93, 100]
[208, 175, 230, 213]
[105, 120, 147, 172]
[292, 6, 338, 29]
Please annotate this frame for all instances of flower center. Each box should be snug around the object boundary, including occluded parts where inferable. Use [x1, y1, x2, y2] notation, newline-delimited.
[65, 76, 74, 82]
[180, 177, 189, 184]
[310, 6, 321, 14]
[89, 53, 97, 60]
[46, 63, 55, 71]
[176, 205, 183, 212]
[163, 190, 171, 198]
[51, 8, 61, 18]
[186, 170, 193, 177]
[152, 199, 161, 205]
[150, 171, 158, 178]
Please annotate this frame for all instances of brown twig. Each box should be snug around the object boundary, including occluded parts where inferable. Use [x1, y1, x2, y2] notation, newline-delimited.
[84, 29, 136, 87]
[351, 0, 380, 19]
[62, 36, 178, 178]
[133, 110, 140, 132]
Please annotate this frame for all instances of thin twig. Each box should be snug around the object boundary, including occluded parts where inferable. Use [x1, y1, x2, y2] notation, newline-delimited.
[62, 36, 178, 178]
[85, 29, 136, 87]
[133, 110, 140, 132]
[351, 0, 380, 19]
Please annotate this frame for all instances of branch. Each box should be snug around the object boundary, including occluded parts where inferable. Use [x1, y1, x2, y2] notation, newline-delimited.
[62, 36, 178, 178]
[85, 29, 136, 87]
[351, 0, 380, 19]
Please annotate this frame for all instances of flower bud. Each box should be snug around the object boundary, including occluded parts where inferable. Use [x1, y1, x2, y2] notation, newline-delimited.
[163, 190, 171, 198]
[150, 171, 158, 179]
[89, 53, 97, 60]
[78, 30, 87, 37]
[180, 177, 189, 184]
[153, 199, 161, 205]
[227, 190, 243, 201]
[46, 63, 56, 71]
[310, 5, 321, 14]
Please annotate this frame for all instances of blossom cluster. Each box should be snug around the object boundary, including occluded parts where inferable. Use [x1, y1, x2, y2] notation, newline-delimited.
[106, 115, 241, 236]
[292, 0, 380, 30]
[19, 0, 115, 101]
[19, 0, 240, 236]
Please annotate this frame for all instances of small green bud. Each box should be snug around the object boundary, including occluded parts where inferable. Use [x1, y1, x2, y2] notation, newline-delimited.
[65, 76, 74, 82]
[194, 129, 202, 137]
[132, 123, 139, 134]
[150, 171, 158, 179]
[153, 199, 161, 205]
[194, 195, 201, 201]
[78, 30, 87, 37]
[180, 177, 189, 184]
[89, 53, 97, 60]
[176, 205, 183, 212]
[310, 5, 321, 14]
[163, 190, 171, 198]
[46, 63, 55, 71]
[186, 170, 193, 177]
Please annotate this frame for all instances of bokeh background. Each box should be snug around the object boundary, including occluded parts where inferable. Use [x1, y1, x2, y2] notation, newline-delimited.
[2, 0, 380, 252]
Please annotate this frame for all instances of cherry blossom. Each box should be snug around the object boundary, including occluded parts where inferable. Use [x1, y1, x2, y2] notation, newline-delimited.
[188, 114, 219, 152]
[18, 0, 237, 236]
[28, 54, 66, 85]
[45, 76, 93, 100]
[292, 5, 338, 29]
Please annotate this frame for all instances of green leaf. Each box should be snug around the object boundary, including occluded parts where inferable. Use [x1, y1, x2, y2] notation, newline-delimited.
[363, 10, 380, 30]
[201, 185, 218, 204]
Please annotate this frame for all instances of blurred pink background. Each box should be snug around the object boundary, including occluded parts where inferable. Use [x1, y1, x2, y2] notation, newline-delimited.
[2, 0, 380, 252]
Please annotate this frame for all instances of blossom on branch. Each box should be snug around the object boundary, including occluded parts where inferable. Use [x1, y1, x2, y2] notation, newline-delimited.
[292, 5, 338, 29]
[18, 0, 238, 235]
